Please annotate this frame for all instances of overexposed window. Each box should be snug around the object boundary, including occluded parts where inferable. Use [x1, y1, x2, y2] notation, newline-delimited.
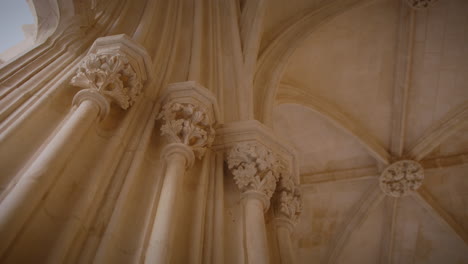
[0, 0, 35, 64]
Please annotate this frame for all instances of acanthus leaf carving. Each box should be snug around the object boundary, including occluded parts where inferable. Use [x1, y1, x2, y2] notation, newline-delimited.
[226, 142, 282, 199]
[71, 53, 142, 110]
[273, 174, 302, 222]
[157, 102, 215, 159]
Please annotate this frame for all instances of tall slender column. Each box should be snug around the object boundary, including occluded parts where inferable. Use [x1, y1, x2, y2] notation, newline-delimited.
[0, 35, 150, 257]
[227, 142, 282, 264]
[272, 175, 302, 264]
[145, 81, 218, 264]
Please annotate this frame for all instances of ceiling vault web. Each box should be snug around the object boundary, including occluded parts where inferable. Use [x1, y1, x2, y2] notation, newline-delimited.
[254, 0, 373, 125]
[379, 197, 398, 264]
[277, 83, 391, 165]
[411, 187, 468, 245]
[324, 184, 385, 263]
[406, 101, 468, 161]
[269, 0, 468, 262]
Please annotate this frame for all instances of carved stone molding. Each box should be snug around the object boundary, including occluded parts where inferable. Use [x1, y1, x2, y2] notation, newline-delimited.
[379, 160, 424, 197]
[226, 142, 282, 202]
[70, 34, 151, 111]
[156, 81, 219, 159]
[406, 0, 439, 10]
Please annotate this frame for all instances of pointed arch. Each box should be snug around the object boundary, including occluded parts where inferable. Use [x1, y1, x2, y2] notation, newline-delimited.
[253, 0, 372, 126]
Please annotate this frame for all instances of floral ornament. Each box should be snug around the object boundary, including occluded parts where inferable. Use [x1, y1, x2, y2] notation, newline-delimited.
[273, 173, 302, 222]
[226, 142, 281, 199]
[407, 0, 438, 9]
[71, 53, 142, 109]
[379, 160, 424, 197]
[157, 102, 215, 159]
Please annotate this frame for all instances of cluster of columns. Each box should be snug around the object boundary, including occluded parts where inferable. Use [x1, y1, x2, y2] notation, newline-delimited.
[222, 121, 303, 264]
[0, 33, 302, 263]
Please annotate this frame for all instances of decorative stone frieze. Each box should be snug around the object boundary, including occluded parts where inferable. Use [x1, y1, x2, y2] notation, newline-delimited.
[156, 81, 219, 159]
[406, 0, 439, 9]
[379, 160, 424, 197]
[226, 142, 282, 200]
[71, 53, 142, 109]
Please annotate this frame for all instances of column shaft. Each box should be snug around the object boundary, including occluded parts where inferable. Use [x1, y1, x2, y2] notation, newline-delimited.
[243, 196, 270, 264]
[276, 223, 295, 264]
[0, 100, 100, 256]
[145, 152, 187, 264]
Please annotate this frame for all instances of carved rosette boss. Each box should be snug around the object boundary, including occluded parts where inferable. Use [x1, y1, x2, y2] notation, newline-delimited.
[227, 142, 282, 209]
[406, 0, 439, 10]
[379, 160, 424, 197]
[70, 34, 150, 120]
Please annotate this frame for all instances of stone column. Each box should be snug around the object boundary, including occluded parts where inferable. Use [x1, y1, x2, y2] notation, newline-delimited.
[272, 175, 302, 264]
[145, 81, 218, 264]
[226, 142, 282, 264]
[0, 35, 150, 256]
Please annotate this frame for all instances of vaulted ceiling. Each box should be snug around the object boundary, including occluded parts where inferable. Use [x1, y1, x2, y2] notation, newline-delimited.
[265, 0, 468, 263]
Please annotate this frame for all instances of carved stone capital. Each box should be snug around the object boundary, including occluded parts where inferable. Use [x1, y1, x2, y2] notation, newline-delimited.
[156, 81, 219, 159]
[226, 142, 282, 203]
[70, 34, 151, 110]
[406, 0, 439, 10]
[273, 174, 302, 223]
[379, 160, 424, 197]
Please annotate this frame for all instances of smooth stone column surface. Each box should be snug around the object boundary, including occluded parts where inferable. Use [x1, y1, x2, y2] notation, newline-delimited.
[275, 218, 296, 264]
[242, 191, 270, 264]
[145, 143, 194, 264]
[0, 91, 108, 256]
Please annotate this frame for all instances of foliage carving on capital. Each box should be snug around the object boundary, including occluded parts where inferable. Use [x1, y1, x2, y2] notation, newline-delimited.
[379, 160, 424, 197]
[273, 174, 302, 223]
[71, 53, 143, 110]
[226, 142, 282, 199]
[406, 0, 438, 9]
[157, 102, 215, 159]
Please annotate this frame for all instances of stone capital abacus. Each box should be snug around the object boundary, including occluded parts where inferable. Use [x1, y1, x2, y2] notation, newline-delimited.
[70, 34, 151, 118]
[156, 81, 219, 160]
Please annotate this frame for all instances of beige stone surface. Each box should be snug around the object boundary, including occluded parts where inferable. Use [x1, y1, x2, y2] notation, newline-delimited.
[0, 0, 467, 263]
